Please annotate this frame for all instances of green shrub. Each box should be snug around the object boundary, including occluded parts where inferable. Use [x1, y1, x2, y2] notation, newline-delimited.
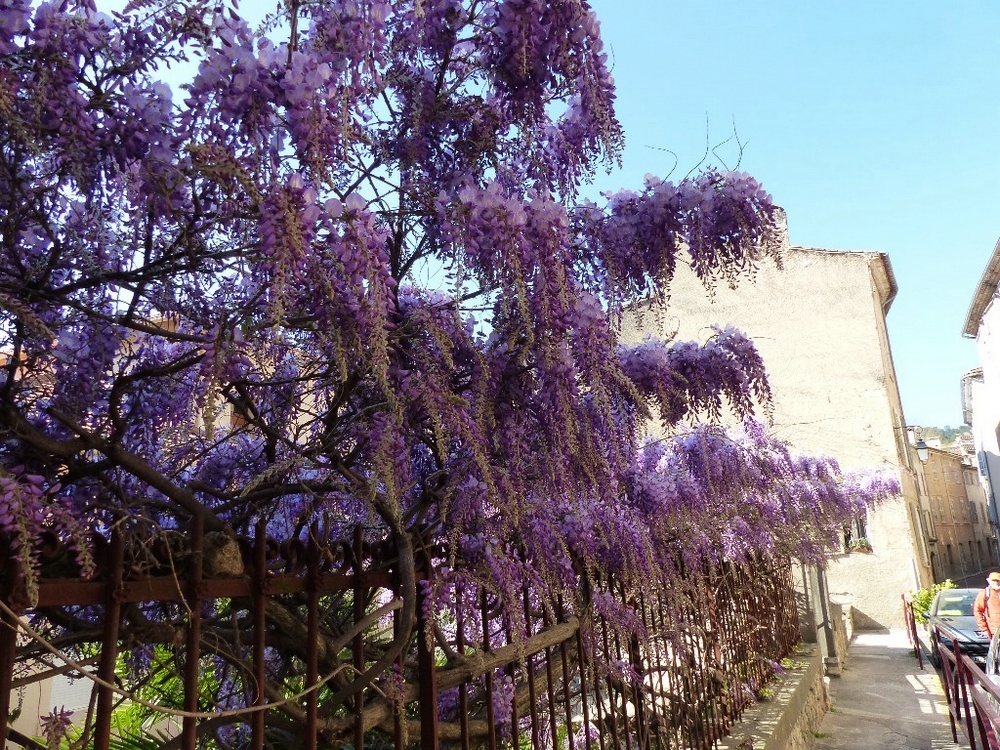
[911, 579, 956, 624]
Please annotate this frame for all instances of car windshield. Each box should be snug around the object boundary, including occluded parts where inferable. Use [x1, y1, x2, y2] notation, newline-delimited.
[936, 591, 977, 617]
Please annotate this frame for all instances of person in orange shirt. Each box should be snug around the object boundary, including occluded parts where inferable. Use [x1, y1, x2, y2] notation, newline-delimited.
[974, 571, 1000, 637]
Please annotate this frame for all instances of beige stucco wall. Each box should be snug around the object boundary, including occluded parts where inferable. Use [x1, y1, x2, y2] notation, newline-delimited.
[620, 246, 928, 628]
[10, 679, 50, 740]
[921, 447, 981, 580]
[8, 667, 93, 742]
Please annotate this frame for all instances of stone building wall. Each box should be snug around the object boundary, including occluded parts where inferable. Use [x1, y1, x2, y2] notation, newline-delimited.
[620, 242, 930, 628]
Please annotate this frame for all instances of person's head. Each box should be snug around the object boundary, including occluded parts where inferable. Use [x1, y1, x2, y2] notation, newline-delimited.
[988, 571, 1000, 589]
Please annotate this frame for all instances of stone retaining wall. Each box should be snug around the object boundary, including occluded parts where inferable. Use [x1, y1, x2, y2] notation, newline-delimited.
[717, 644, 828, 750]
[830, 601, 852, 674]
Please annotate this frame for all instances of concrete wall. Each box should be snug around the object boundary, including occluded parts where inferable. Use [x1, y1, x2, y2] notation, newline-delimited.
[9, 680, 50, 740]
[8, 671, 92, 743]
[830, 601, 852, 675]
[620, 245, 930, 628]
[717, 645, 828, 750]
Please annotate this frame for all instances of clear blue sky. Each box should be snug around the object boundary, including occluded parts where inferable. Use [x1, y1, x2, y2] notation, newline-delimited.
[586, 0, 1000, 429]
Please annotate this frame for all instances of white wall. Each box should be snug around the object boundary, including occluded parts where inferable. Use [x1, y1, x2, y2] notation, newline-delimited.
[9, 672, 92, 744]
[972, 301, 1000, 536]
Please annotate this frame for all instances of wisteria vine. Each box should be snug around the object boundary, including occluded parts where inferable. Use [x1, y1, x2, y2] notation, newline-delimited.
[0, 0, 896, 741]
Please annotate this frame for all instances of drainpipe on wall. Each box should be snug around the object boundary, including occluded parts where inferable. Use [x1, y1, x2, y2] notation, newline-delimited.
[810, 564, 841, 676]
[796, 561, 818, 644]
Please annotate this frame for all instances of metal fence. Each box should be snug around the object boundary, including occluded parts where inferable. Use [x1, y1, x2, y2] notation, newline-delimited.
[904, 595, 1000, 749]
[934, 629, 1000, 749]
[901, 594, 924, 671]
[1, 520, 800, 749]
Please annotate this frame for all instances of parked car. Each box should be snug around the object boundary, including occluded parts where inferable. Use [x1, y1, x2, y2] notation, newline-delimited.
[928, 587, 990, 668]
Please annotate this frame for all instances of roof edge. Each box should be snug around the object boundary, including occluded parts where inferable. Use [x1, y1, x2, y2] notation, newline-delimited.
[871, 252, 898, 313]
[963, 235, 1000, 338]
[783, 246, 898, 312]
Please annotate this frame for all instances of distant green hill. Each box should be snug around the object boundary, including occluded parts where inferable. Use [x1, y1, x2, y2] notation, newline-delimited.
[922, 426, 971, 445]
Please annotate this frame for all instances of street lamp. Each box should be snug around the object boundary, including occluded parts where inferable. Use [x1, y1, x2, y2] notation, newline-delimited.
[915, 439, 929, 463]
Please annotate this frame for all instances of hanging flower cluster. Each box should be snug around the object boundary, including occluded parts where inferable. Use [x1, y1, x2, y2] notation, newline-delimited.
[0, 0, 896, 736]
[0, 468, 94, 605]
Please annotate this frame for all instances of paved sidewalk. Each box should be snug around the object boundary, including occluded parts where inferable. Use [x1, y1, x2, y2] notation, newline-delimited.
[813, 630, 971, 750]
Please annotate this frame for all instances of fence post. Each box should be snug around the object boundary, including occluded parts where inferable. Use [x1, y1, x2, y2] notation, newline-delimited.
[938, 629, 960, 744]
[556, 595, 574, 750]
[482, 592, 497, 750]
[0, 545, 21, 750]
[901, 594, 923, 670]
[955, 642, 979, 746]
[352, 526, 365, 750]
[624, 579, 648, 750]
[93, 527, 126, 750]
[252, 520, 267, 750]
[306, 525, 320, 750]
[182, 513, 205, 749]
[0, 604, 13, 750]
[417, 559, 439, 749]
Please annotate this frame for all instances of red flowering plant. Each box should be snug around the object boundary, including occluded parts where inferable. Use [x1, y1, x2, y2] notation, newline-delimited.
[0, 0, 896, 740]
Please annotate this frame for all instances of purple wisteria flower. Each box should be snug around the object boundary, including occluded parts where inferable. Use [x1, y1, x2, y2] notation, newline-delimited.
[0, 0, 893, 742]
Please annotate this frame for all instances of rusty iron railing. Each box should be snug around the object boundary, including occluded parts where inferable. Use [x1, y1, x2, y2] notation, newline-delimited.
[901, 594, 924, 670]
[0, 524, 800, 749]
[935, 630, 1000, 749]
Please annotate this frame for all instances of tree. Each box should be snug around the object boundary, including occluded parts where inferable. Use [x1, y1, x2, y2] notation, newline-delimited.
[0, 0, 896, 744]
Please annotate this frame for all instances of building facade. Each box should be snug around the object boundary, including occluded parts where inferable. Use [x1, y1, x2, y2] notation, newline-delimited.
[913, 443, 994, 581]
[962, 237, 1000, 559]
[621, 241, 931, 629]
